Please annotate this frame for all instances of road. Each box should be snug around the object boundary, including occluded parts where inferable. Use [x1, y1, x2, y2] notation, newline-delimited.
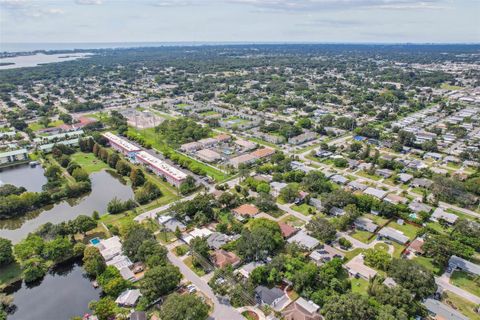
[435, 273, 480, 304]
[167, 251, 244, 320]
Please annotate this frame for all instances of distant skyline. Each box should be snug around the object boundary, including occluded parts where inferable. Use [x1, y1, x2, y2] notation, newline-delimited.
[1, 0, 479, 45]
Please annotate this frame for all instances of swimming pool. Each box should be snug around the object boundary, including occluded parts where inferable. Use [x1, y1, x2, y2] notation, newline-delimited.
[90, 237, 100, 245]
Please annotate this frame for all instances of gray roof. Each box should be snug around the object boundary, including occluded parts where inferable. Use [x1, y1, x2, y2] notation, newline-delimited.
[424, 298, 469, 320]
[431, 208, 458, 224]
[347, 181, 368, 191]
[163, 218, 186, 232]
[449, 255, 480, 276]
[255, 286, 286, 305]
[409, 201, 433, 213]
[363, 187, 388, 199]
[0, 148, 27, 158]
[287, 230, 319, 250]
[115, 289, 141, 306]
[378, 227, 409, 244]
[354, 217, 378, 233]
[331, 174, 349, 185]
[207, 232, 230, 249]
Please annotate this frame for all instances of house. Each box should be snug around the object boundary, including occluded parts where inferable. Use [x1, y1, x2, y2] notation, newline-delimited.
[424, 152, 443, 161]
[212, 249, 240, 268]
[384, 194, 408, 205]
[136, 151, 187, 187]
[288, 131, 317, 145]
[180, 141, 203, 152]
[329, 207, 345, 216]
[229, 153, 257, 168]
[407, 238, 425, 255]
[378, 227, 409, 244]
[330, 174, 349, 185]
[448, 255, 480, 276]
[347, 181, 368, 192]
[234, 139, 257, 151]
[431, 208, 458, 225]
[236, 261, 265, 278]
[376, 168, 393, 178]
[96, 236, 123, 261]
[354, 217, 378, 233]
[106, 254, 133, 271]
[309, 244, 345, 265]
[115, 289, 141, 307]
[344, 254, 377, 280]
[207, 232, 231, 250]
[183, 228, 213, 244]
[196, 149, 222, 163]
[410, 178, 433, 189]
[278, 222, 298, 239]
[282, 297, 322, 320]
[0, 148, 28, 165]
[232, 204, 259, 220]
[423, 298, 469, 320]
[398, 173, 413, 183]
[271, 182, 288, 197]
[383, 277, 397, 288]
[409, 201, 433, 213]
[159, 215, 187, 232]
[309, 198, 323, 211]
[129, 311, 147, 320]
[363, 187, 388, 200]
[119, 267, 136, 281]
[255, 286, 290, 311]
[287, 230, 319, 251]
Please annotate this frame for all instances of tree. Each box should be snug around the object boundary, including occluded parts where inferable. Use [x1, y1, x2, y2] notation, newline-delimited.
[130, 168, 146, 187]
[388, 258, 436, 299]
[256, 182, 270, 194]
[254, 192, 278, 212]
[42, 237, 73, 262]
[115, 160, 131, 176]
[321, 190, 356, 212]
[135, 239, 168, 267]
[237, 218, 284, 261]
[0, 238, 13, 266]
[280, 184, 299, 203]
[73, 215, 97, 235]
[72, 168, 89, 182]
[22, 257, 47, 282]
[98, 266, 130, 297]
[179, 176, 196, 195]
[159, 293, 209, 320]
[321, 293, 376, 320]
[306, 216, 337, 242]
[89, 297, 116, 320]
[190, 237, 210, 268]
[107, 153, 119, 169]
[363, 248, 391, 271]
[123, 224, 154, 260]
[140, 264, 182, 302]
[83, 246, 106, 277]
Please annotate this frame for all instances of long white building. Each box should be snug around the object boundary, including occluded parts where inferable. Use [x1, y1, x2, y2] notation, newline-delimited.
[136, 151, 187, 187]
[102, 132, 141, 161]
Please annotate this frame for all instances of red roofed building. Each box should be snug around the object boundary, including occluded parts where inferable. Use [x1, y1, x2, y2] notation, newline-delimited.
[212, 250, 240, 268]
[232, 204, 259, 218]
[251, 147, 275, 159]
[278, 222, 297, 239]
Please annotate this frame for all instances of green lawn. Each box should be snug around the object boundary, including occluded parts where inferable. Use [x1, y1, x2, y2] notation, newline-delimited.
[351, 230, 375, 244]
[451, 270, 480, 297]
[413, 256, 443, 275]
[364, 213, 389, 226]
[71, 152, 109, 174]
[344, 248, 365, 261]
[443, 291, 480, 320]
[290, 203, 316, 216]
[279, 214, 306, 227]
[356, 171, 382, 181]
[184, 256, 206, 276]
[391, 242, 405, 258]
[247, 137, 280, 149]
[374, 243, 389, 252]
[351, 277, 369, 295]
[28, 119, 64, 131]
[386, 221, 419, 240]
[0, 262, 22, 286]
[446, 208, 479, 222]
[440, 83, 463, 90]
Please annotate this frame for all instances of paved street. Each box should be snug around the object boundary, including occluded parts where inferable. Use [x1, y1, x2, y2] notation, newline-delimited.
[435, 273, 480, 304]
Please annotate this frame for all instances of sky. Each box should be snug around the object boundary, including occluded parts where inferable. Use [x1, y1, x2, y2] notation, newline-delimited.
[0, 0, 479, 44]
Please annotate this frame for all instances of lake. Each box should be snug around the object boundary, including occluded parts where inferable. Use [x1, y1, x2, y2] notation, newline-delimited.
[4, 259, 100, 320]
[0, 165, 47, 192]
[0, 53, 91, 70]
[0, 170, 134, 243]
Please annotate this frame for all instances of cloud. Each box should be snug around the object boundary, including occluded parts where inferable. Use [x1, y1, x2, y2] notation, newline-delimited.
[147, 0, 196, 7]
[228, 0, 447, 12]
[0, 0, 65, 18]
[75, 0, 103, 5]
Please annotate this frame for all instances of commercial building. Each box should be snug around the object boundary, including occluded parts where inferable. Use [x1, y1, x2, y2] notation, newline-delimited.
[102, 132, 141, 160]
[136, 151, 187, 187]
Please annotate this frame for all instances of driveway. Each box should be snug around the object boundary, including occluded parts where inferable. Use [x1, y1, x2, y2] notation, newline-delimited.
[435, 273, 480, 304]
[167, 252, 244, 320]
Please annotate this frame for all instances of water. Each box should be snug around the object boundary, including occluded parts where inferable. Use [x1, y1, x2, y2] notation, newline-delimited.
[0, 170, 134, 243]
[0, 165, 47, 192]
[0, 53, 92, 69]
[4, 259, 100, 320]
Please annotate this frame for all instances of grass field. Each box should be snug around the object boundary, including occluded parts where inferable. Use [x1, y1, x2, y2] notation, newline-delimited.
[184, 256, 206, 276]
[374, 243, 389, 252]
[71, 152, 109, 174]
[290, 203, 316, 216]
[413, 256, 443, 275]
[0, 262, 22, 286]
[446, 208, 479, 222]
[356, 171, 382, 181]
[279, 214, 306, 227]
[443, 291, 480, 320]
[344, 248, 365, 261]
[440, 83, 463, 91]
[351, 277, 369, 295]
[364, 213, 389, 226]
[451, 270, 480, 297]
[28, 119, 64, 131]
[351, 230, 375, 244]
[247, 137, 280, 149]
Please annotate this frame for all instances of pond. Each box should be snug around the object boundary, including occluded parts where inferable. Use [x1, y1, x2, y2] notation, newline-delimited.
[4, 259, 100, 320]
[0, 164, 47, 192]
[0, 170, 134, 243]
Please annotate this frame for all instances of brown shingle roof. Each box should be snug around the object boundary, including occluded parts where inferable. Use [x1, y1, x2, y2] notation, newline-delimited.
[278, 222, 297, 238]
[251, 147, 275, 158]
[212, 249, 240, 268]
[233, 204, 259, 216]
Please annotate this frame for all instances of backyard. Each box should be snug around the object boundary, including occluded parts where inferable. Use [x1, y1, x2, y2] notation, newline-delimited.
[450, 270, 480, 297]
[386, 220, 420, 240]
